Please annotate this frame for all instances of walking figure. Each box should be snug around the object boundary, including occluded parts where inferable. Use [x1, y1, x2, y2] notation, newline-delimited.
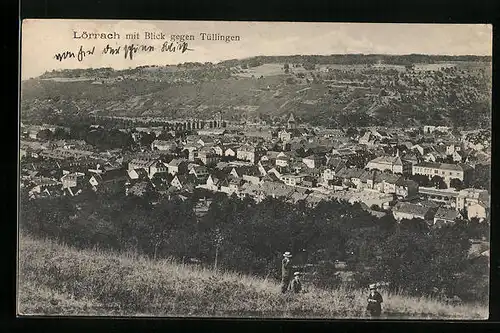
[281, 251, 292, 293]
[366, 284, 383, 317]
[290, 272, 302, 293]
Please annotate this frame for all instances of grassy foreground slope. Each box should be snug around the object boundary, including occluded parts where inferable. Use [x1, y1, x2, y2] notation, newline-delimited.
[18, 236, 488, 319]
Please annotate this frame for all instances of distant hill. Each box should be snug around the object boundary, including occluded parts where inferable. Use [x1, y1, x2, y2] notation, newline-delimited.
[21, 55, 492, 129]
[18, 235, 488, 318]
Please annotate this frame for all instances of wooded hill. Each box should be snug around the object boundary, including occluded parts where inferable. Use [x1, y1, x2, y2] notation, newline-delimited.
[21, 54, 492, 129]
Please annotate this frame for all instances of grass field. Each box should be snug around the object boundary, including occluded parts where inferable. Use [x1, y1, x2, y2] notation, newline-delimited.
[18, 235, 488, 319]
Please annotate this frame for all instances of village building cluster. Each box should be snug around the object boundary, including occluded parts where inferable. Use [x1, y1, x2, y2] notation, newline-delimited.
[20, 114, 491, 225]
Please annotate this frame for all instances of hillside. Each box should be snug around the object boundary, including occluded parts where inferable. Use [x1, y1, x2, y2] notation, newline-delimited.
[20, 55, 492, 129]
[18, 235, 488, 319]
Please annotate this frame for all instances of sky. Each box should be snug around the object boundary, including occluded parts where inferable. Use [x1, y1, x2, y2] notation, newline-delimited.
[20, 20, 493, 80]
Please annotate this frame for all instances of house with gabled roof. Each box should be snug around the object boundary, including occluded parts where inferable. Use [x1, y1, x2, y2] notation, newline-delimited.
[128, 158, 155, 172]
[302, 154, 325, 169]
[197, 147, 219, 166]
[358, 131, 377, 146]
[321, 157, 346, 183]
[204, 174, 221, 192]
[275, 154, 290, 168]
[257, 160, 272, 176]
[61, 172, 88, 196]
[236, 144, 266, 164]
[412, 162, 473, 187]
[336, 167, 365, 188]
[411, 143, 435, 156]
[281, 173, 307, 187]
[189, 165, 210, 182]
[127, 168, 149, 182]
[197, 137, 215, 147]
[466, 201, 488, 222]
[212, 145, 224, 156]
[433, 207, 462, 225]
[266, 167, 282, 180]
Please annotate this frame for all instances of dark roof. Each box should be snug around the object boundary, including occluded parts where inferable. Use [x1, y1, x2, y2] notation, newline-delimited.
[93, 169, 128, 183]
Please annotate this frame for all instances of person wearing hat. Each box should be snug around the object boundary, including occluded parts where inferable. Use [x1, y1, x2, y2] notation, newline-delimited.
[281, 251, 293, 293]
[290, 271, 302, 294]
[366, 284, 383, 317]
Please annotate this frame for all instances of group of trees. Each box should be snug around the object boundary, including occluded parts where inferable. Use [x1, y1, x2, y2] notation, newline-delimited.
[409, 174, 467, 190]
[20, 189, 489, 303]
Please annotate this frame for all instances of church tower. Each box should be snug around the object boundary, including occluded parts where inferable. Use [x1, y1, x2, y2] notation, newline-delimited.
[287, 113, 297, 130]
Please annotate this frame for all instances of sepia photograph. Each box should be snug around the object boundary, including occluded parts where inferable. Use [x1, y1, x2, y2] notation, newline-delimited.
[18, 20, 492, 319]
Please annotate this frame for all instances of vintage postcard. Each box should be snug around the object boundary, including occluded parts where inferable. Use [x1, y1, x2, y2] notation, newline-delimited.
[18, 20, 492, 319]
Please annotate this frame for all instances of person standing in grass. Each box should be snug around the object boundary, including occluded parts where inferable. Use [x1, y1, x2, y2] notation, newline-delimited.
[281, 251, 293, 293]
[290, 272, 302, 293]
[366, 284, 383, 317]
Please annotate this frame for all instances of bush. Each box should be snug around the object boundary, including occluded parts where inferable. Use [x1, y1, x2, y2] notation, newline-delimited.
[20, 192, 488, 303]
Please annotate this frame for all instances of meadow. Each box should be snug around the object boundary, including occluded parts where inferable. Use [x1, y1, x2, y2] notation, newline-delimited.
[18, 235, 488, 319]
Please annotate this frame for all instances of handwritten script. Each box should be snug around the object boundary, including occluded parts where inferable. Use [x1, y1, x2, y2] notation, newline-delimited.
[54, 41, 193, 62]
